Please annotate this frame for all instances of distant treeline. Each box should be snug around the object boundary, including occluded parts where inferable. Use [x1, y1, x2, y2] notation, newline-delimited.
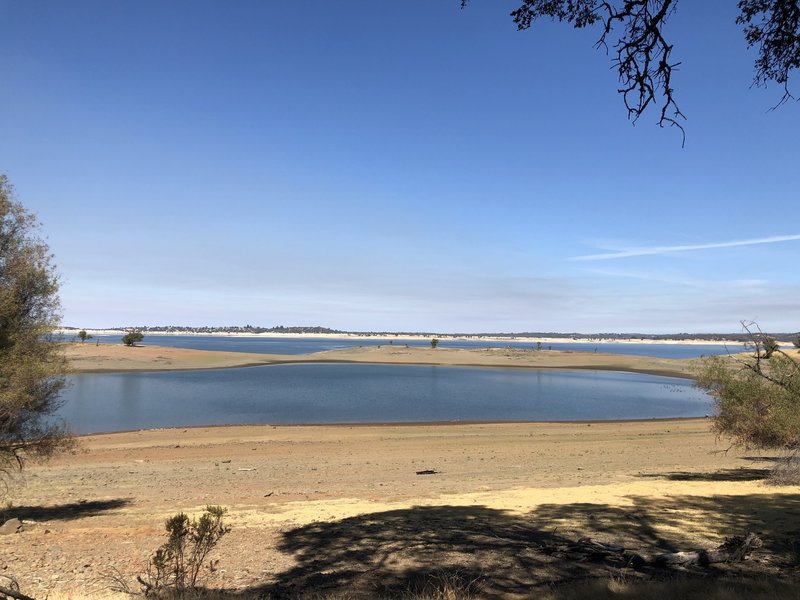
[351, 331, 798, 342]
[63, 325, 343, 335]
[461, 332, 799, 343]
[60, 326, 799, 342]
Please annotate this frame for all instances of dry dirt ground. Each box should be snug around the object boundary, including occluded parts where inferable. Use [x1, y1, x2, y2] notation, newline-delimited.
[2, 420, 799, 598]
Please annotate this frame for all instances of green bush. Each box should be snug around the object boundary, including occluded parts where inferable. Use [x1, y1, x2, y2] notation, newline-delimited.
[695, 353, 800, 450]
[138, 505, 230, 597]
[122, 330, 144, 346]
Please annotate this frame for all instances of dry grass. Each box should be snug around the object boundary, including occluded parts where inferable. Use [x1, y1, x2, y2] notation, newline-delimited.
[540, 577, 800, 600]
[768, 454, 800, 486]
[32, 575, 800, 600]
[254, 577, 800, 599]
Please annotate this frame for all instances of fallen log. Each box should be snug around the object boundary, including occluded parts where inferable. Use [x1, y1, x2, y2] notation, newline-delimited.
[652, 533, 764, 566]
[544, 532, 763, 568]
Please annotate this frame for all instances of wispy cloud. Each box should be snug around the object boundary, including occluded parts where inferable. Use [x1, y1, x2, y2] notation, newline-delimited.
[570, 234, 800, 261]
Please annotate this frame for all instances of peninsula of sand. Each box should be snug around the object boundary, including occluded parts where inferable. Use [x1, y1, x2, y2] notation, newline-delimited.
[64, 342, 697, 378]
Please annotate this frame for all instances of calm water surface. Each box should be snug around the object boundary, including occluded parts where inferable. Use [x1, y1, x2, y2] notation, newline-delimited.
[60, 364, 712, 434]
[86, 334, 744, 359]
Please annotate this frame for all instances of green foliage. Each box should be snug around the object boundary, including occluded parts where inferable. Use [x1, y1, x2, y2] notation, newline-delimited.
[430, 338, 439, 349]
[760, 336, 780, 358]
[122, 330, 144, 346]
[695, 353, 800, 450]
[0, 175, 69, 484]
[139, 505, 230, 597]
[77, 329, 90, 343]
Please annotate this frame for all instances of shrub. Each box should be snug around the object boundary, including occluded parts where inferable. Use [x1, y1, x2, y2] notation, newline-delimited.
[695, 352, 800, 450]
[431, 338, 439, 349]
[122, 330, 145, 346]
[138, 505, 230, 597]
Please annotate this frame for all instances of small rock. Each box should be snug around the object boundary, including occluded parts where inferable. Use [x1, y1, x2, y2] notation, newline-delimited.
[0, 518, 23, 535]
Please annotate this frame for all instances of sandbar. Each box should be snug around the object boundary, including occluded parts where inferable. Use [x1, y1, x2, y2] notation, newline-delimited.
[64, 343, 698, 378]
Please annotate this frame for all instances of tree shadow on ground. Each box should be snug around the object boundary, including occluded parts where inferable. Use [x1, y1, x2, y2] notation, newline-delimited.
[635, 468, 771, 482]
[2, 498, 131, 522]
[235, 493, 800, 599]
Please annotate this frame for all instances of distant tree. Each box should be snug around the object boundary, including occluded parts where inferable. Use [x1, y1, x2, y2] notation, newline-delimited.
[695, 322, 800, 453]
[463, 0, 800, 141]
[793, 336, 800, 349]
[0, 175, 70, 484]
[122, 330, 145, 347]
[77, 329, 90, 344]
[761, 336, 780, 358]
[431, 338, 439, 349]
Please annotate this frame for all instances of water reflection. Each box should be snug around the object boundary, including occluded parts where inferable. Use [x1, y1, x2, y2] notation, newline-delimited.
[58, 364, 712, 434]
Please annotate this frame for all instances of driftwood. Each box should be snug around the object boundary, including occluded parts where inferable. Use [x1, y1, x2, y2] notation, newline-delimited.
[544, 532, 763, 568]
[652, 533, 764, 566]
[0, 581, 36, 600]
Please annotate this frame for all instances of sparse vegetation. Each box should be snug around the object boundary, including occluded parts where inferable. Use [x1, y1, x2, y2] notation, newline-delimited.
[122, 330, 145, 346]
[138, 505, 230, 598]
[430, 338, 439, 349]
[77, 329, 90, 343]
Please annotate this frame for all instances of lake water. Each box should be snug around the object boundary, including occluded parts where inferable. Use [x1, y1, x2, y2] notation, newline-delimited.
[84, 333, 745, 359]
[59, 364, 712, 434]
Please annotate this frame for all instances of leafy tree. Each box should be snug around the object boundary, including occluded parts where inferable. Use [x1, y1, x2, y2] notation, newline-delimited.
[77, 329, 91, 343]
[0, 175, 69, 483]
[122, 330, 144, 347]
[695, 323, 800, 450]
[464, 0, 800, 141]
[431, 338, 439, 349]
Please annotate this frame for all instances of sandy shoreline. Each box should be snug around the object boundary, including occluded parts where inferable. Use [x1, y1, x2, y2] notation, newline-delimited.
[64, 343, 699, 378]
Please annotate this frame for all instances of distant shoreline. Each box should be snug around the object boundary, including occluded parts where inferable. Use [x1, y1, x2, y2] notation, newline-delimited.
[57, 328, 754, 346]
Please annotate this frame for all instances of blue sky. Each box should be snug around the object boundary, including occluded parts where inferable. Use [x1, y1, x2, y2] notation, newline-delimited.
[1, 1, 798, 333]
